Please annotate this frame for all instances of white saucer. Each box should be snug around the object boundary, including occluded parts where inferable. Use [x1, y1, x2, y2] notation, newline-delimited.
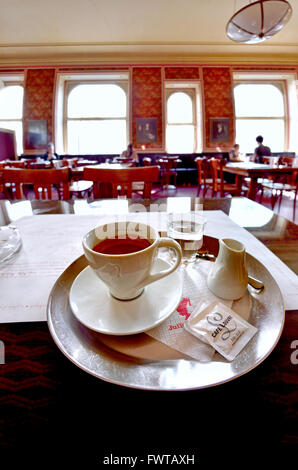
[69, 258, 183, 335]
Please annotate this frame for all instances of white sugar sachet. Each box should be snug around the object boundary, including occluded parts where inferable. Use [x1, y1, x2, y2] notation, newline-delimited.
[184, 300, 258, 361]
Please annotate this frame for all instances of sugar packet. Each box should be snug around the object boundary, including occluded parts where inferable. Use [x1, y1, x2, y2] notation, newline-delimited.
[184, 300, 257, 361]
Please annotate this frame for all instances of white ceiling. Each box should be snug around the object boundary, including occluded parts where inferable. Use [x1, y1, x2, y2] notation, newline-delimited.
[1, 0, 298, 65]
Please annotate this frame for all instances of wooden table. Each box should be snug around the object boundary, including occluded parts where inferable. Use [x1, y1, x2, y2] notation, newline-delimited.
[224, 162, 297, 200]
[0, 197, 297, 465]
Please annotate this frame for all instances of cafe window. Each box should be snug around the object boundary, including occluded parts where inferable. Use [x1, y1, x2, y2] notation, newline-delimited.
[165, 83, 201, 153]
[0, 82, 24, 154]
[234, 82, 286, 153]
[64, 81, 128, 154]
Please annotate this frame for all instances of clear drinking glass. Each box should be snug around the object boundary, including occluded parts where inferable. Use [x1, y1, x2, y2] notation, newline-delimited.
[167, 211, 205, 264]
[0, 225, 22, 263]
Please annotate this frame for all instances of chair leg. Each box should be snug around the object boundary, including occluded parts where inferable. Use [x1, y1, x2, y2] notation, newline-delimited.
[271, 189, 278, 210]
[293, 190, 297, 222]
[277, 190, 283, 213]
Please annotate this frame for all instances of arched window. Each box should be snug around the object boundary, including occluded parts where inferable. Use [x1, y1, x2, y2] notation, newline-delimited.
[166, 85, 201, 153]
[234, 83, 286, 153]
[167, 92, 193, 123]
[65, 83, 128, 154]
[0, 85, 24, 154]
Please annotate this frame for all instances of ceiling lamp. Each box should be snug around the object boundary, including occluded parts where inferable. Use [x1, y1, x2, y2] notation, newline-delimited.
[226, 0, 292, 44]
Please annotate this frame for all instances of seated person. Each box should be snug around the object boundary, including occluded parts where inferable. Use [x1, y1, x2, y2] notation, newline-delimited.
[121, 143, 139, 165]
[253, 135, 271, 163]
[225, 144, 242, 183]
[229, 144, 242, 162]
[42, 142, 60, 161]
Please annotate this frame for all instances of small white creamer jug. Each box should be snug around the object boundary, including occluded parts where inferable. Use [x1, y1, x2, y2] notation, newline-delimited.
[207, 238, 248, 300]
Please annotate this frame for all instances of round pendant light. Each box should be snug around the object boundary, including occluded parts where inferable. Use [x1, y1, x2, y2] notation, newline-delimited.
[226, 0, 292, 44]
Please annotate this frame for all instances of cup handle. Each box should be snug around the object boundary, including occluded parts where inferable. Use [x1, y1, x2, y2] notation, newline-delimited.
[136, 237, 182, 289]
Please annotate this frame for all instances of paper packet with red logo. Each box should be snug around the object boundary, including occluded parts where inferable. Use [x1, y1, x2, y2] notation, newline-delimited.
[184, 300, 257, 361]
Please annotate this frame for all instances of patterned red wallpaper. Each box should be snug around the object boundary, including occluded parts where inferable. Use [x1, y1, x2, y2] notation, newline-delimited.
[202, 67, 234, 149]
[19, 63, 296, 154]
[164, 67, 200, 80]
[131, 67, 163, 149]
[23, 69, 55, 150]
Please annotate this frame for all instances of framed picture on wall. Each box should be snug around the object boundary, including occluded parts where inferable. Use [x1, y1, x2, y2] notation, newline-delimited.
[136, 117, 157, 143]
[27, 120, 48, 149]
[210, 117, 230, 142]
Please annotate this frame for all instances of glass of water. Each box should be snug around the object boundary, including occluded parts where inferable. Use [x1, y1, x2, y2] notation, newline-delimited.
[0, 225, 22, 263]
[167, 211, 205, 265]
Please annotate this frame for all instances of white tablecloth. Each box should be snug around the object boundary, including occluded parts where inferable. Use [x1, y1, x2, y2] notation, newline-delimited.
[0, 210, 297, 323]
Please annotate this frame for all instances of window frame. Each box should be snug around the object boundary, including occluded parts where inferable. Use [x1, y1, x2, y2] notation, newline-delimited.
[233, 80, 288, 151]
[63, 78, 129, 154]
[165, 82, 201, 153]
[0, 75, 24, 154]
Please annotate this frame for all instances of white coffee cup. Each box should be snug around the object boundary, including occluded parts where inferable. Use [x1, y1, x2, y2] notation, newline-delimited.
[82, 221, 182, 300]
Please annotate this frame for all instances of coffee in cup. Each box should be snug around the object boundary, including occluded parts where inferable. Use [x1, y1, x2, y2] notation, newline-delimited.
[82, 222, 182, 300]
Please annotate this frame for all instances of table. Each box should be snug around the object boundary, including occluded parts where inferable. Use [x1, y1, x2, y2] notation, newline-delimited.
[224, 162, 296, 200]
[0, 197, 297, 465]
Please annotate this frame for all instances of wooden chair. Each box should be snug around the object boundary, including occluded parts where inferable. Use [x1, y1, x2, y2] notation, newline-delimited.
[54, 158, 93, 198]
[259, 170, 298, 219]
[24, 158, 39, 168]
[195, 157, 214, 196]
[0, 166, 4, 196]
[84, 166, 159, 198]
[196, 195, 232, 215]
[6, 160, 26, 168]
[157, 157, 181, 187]
[143, 157, 152, 166]
[3, 168, 70, 200]
[278, 156, 293, 167]
[209, 158, 244, 197]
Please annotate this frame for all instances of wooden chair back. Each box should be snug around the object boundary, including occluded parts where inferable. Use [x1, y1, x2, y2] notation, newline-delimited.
[6, 160, 26, 168]
[195, 157, 208, 184]
[0, 167, 4, 195]
[195, 157, 213, 196]
[209, 158, 223, 194]
[51, 159, 70, 168]
[3, 168, 70, 200]
[84, 166, 159, 198]
[24, 159, 38, 168]
[143, 158, 152, 166]
[278, 156, 294, 167]
[197, 195, 232, 215]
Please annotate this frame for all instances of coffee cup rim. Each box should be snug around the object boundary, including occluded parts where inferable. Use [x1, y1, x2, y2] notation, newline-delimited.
[82, 222, 159, 257]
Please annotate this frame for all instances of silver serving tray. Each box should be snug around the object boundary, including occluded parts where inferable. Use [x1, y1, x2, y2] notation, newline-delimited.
[47, 236, 285, 391]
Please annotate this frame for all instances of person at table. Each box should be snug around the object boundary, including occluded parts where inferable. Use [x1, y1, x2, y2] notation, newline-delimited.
[42, 142, 60, 161]
[120, 143, 139, 165]
[225, 144, 241, 183]
[229, 143, 242, 162]
[253, 135, 271, 163]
